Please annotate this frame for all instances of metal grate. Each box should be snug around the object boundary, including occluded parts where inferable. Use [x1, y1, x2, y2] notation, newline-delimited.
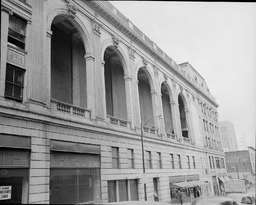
[5, 64, 25, 102]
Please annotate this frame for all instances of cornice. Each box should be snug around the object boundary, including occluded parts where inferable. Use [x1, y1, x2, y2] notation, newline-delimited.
[4, 0, 32, 17]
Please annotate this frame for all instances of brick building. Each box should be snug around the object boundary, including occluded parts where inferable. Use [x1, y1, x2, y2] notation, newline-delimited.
[1, 0, 227, 204]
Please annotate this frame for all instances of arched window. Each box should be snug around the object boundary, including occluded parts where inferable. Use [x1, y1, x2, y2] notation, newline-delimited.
[138, 68, 154, 128]
[104, 47, 127, 120]
[178, 93, 188, 138]
[161, 83, 174, 136]
[51, 15, 87, 107]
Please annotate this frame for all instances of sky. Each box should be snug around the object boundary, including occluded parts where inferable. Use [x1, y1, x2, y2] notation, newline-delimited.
[109, 1, 256, 149]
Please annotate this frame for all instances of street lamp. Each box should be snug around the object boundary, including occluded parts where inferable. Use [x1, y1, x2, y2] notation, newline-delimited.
[140, 115, 162, 201]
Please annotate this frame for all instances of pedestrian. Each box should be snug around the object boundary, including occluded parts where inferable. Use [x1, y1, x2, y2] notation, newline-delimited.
[177, 189, 183, 205]
[153, 191, 159, 201]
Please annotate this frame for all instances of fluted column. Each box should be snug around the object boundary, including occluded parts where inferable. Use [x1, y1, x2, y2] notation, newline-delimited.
[124, 75, 134, 128]
[92, 19, 105, 120]
[85, 53, 96, 119]
[136, 80, 142, 127]
[44, 29, 52, 107]
[170, 100, 179, 139]
[158, 93, 165, 137]
[151, 89, 161, 131]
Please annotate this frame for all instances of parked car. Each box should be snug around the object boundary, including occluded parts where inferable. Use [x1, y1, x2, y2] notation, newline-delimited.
[227, 193, 255, 205]
[191, 196, 238, 205]
[104, 201, 170, 205]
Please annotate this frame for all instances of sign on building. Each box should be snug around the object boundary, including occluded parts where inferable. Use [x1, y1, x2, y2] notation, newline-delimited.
[0, 186, 12, 200]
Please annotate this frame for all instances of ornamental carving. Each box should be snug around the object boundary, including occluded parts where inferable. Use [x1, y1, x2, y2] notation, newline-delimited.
[142, 57, 148, 66]
[171, 79, 177, 87]
[67, 2, 77, 17]
[112, 35, 120, 48]
[128, 46, 136, 59]
[164, 73, 168, 81]
[153, 65, 159, 76]
[92, 19, 102, 35]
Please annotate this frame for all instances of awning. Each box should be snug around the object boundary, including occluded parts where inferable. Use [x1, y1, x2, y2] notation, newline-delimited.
[224, 176, 230, 180]
[172, 181, 208, 188]
[218, 177, 226, 183]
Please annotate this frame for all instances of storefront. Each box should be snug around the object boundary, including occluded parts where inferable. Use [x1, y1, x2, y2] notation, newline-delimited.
[50, 140, 101, 204]
[169, 175, 209, 204]
[0, 134, 30, 204]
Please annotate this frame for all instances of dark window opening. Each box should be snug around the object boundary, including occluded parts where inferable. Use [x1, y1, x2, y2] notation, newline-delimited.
[5, 64, 25, 102]
[8, 14, 26, 50]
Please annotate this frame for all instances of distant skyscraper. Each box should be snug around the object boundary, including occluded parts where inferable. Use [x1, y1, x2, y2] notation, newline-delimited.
[237, 134, 248, 150]
[219, 121, 238, 152]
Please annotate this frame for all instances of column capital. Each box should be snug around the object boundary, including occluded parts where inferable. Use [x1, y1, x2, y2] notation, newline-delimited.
[84, 53, 95, 61]
[124, 75, 132, 81]
[150, 89, 157, 96]
[170, 100, 176, 105]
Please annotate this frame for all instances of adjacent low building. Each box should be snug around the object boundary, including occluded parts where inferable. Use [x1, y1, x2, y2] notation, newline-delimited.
[225, 147, 256, 183]
[0, 0, 227, 204]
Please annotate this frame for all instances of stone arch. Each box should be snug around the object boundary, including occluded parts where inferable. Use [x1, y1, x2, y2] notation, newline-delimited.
[135, 62, 156, 92]
[101, 38, 129, 77]
[160, 80, 175, 135]
[46, 5, 93, 55]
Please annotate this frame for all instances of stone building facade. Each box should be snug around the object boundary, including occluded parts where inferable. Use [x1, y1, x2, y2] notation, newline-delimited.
[0, 0, 227, 204]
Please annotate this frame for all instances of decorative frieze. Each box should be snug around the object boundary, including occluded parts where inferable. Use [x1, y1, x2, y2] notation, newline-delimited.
[7, 47, 25, 68]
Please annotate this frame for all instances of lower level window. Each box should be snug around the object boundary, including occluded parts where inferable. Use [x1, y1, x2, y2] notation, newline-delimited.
[50, 168, 101, 204]
[5, 64, 25, 102]
[108, 179, 138, 202]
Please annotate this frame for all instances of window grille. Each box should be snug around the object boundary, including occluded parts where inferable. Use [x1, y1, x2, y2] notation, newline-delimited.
[5, 64, 25, 102]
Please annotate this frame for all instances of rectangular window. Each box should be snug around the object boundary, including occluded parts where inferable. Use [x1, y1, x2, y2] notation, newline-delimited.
[129, 179, 139, 201]
[187, 156, 190, 169]
[216, 157, 220, 169]
[178, 154, 182, 169]
[108, 179, 138, 202]
[212, 156, 215, 169]
[118, 180, 128, 201]
[157, 152, 162, 169]
[8, 14, 26, 50]
[192, 156, 196, 169]
[127, 149, 134, 169]
[146, 151, 152, 169]
[170, 154, 175, 169]
[209, 156, 212, 169]
[108, 181, 117, 202]
[112, 147, 119, 168]
[5, 64, 25, 102]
